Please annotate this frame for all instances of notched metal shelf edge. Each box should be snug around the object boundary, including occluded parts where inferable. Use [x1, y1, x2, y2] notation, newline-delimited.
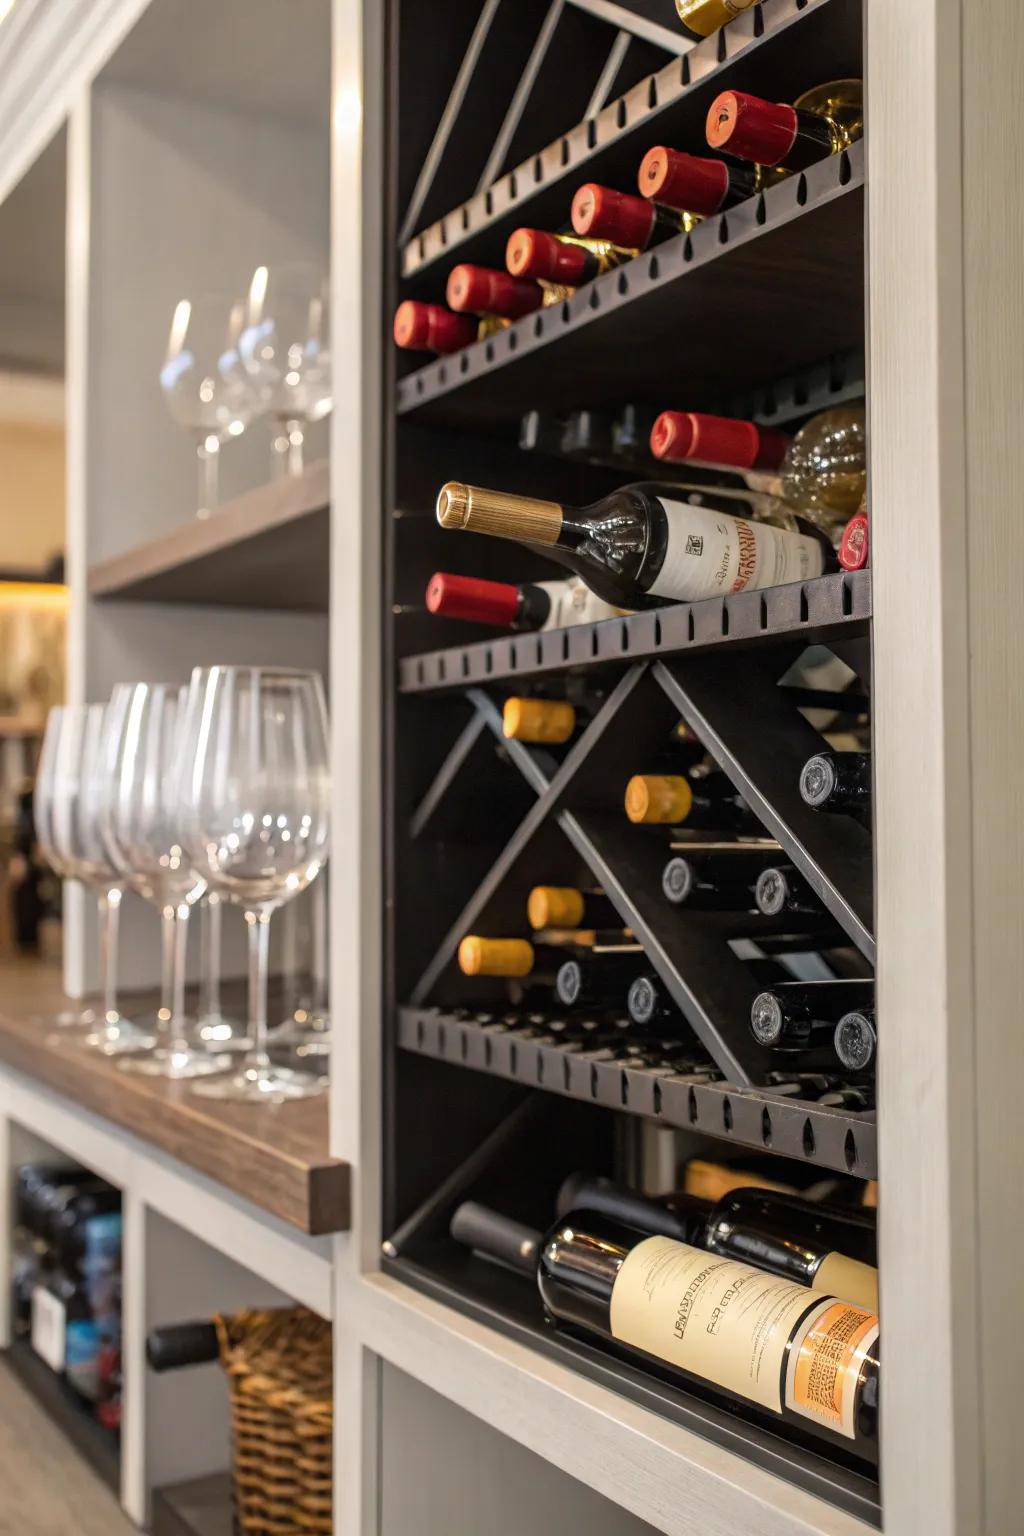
[401, 0, 860, 282]
[398, 1007, 877, 1179]
[399, 568, 871, 693]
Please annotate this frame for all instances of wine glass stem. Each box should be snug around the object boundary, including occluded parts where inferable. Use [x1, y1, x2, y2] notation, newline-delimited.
[273, 418, 305, 477]
[159, 902, 192, 1053]
[246, 908, 272, 1071]
[312, 877, 327, 1015]
[200, 895, 222, 1021]
[196, 436, 219, 517]
[98, 885, 122, 1026]
[171, 903, 191, 1052]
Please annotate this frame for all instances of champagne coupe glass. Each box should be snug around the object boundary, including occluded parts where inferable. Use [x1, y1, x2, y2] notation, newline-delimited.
[159, 295, 257, 519]
[106, 683, 230, 1079]
[32, 707, 97, 1029]
[239, 263, 331, 478]
[179, 666, 330, 1101]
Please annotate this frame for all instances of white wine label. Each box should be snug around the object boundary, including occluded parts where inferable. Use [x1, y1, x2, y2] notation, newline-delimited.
[784, 1300, 879, 1439]
[31, 1284, 66, 1372]
[813, 1251, 879, 1313]
[610, 1235, 828, 1413]
[649, 499, 825, 603]
[538, 578, 626, 631]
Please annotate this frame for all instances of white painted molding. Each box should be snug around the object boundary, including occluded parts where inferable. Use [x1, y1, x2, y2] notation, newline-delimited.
[0, 368, 64, 425]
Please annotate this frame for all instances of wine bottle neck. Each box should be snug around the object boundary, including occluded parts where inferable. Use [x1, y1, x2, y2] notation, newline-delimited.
[437, 481, 568, 547]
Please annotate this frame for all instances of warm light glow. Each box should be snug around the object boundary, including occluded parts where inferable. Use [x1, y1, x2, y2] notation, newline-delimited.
[0, 582, 68, 609]
[248, 264, 269, 324]
[0, 1, 16, 26]
[334, 84, 362, 137]
[168, 298, 191, 358]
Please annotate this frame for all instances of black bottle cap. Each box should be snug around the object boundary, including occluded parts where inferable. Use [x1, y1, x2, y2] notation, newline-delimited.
[750, 990, 785, 1045]
[661, 856, 694, 905]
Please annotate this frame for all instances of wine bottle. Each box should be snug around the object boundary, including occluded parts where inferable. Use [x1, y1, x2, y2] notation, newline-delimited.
[555, 953, 645, 1009]
[706, 80, 863, 173]
[780, 407, 866, 527]
[834, 1007, 877, 1073]
[751, 980, 875, 1050]
[436, 480, 829, 609]
[451, 1201, 879, 1457]
[675, 0, 756, 40]
[839, 509, 869, 571]
[626, 973, 680, 1029]
[649, 410, 789, 473]
[625, 772, 753, 831]
[506, 227, 633, 286]
[556, 1176, 878, 1308]
[527, 885, 620, 931]
[754, 864, 820, 918]
[446, 263, 550, 321]
[660, 847, 767, 908]
[393, 299, 478, 355]
[637, 147, 762, 217]
[425, 571, 624, 631]
[570, 183, 698, 253]
[502, 696, 580, 745]
[458, 936, 551, 979]
[799, 751, 872, 815]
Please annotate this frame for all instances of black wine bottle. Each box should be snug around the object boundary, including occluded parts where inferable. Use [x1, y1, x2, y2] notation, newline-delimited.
[661, 845, 774, 907]
[834, 1007, 877, 1073]
[754, 864, 820, 917]
[451, 1201, 879, 1459]
[555, 953, 645, 1010]
[627, 973, 680, 1029]
[527, 885, 620, 932]
[751, 980, 875, 1050]
[436, 481, 829, 611]
[626, 772, 755, 832]
[799, 752, 872, 815]
[556, 1176, 878, 1309]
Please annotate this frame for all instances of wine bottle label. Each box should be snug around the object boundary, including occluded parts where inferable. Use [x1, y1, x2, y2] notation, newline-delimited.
[812, 1251, 879, 1313]
[649, 501, 825, 602]
[537, 578, 626, 631]
[609, 1235, 876, 1436]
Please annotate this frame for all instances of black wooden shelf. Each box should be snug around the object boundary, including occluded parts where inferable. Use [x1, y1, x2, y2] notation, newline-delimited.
[6, 1338, 120, 1494]
[397, 141, 864, 425]
[398, 1007, 876, 1178]
[401, 0, 862, 286]
[399, 569, 870, 694]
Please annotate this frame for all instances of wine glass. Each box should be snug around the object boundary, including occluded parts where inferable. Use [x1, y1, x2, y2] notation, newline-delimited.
[194, 892, 251, 1051]
[270, 871, 330, 1057]
[159, 295, 258, 519]
[178, 666, 330, 1101]
[33, 707, 97, 1029]
[239, 263, 331, 478]
[104, 683, 230, 1079]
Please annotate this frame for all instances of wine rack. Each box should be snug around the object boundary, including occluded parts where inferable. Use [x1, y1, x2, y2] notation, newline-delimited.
[383, 0, 875, 1516]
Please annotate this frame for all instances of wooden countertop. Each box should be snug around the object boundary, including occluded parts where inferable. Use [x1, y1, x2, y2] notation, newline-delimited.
[0, 961, 349, 1236]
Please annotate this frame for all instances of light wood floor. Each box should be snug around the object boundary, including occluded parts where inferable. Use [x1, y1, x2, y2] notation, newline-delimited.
[0, 1360, 137, 1535]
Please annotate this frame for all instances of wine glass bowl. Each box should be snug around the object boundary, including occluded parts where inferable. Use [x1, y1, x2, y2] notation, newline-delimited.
[179, 665, 330, 1102]
[239, 263, 332, 477]
[160, 294, 257, 518]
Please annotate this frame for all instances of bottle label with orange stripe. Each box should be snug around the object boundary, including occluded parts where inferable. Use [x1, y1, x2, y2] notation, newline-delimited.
[785, 1299, 879, 1439]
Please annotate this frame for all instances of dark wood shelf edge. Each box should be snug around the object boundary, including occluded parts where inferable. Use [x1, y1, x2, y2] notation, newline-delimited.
[399, 570, 871, 694]
[87, 459, 329, 607]
[6, 1337, 121, 1494]
[153, 1473, 235, 1536]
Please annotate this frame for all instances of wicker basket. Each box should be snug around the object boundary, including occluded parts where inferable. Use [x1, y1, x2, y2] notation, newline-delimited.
[213, 1307, 332, 1535]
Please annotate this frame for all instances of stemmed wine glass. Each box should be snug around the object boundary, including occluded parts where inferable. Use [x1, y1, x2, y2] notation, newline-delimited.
[33, 708, 95, 1028]
[179, 666, 330, 1101]
[104, 683, 229, 1079]
[160, 295, 258, 519]
[194, 892, 250, 1050]
[239, 263, 332, 478]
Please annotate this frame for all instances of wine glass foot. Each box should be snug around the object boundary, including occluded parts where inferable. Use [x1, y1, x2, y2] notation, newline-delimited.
[194, 1012, 253, 1053]
[189, 1063, 325, 1103]
[35, 1005, 97, 1030]
[118, 1046, 232, 1079]
[80, 1019, 158, 1055]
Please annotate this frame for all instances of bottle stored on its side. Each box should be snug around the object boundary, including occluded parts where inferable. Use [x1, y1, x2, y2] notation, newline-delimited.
[626, 772, 755, 832]
[834, 1007, 877, 1073]
[839, 509, 869, 571]
[570, 183, 699, 254]
[451, 1201, 880, 1460]
[506, 227, 634, 286]
[754, 864, 820, 917]
[675, 0, 757, 39]
[627, 973, 681, 1030]
[393, 300, 479, 355]
[425, 571, 624, 631]
[502, 696, 581, 745]
[528, 885, 621, 932]
[556, 952, 646, 1010]
[556, 1175, 878, 1309]
[446, 263, 555, 320]
[751, 979, 875, 1051]
[638, 146, 763, 218]
[436, 481, 830, 609]
[649, 410, 789, 473]
[706, 80, 864, 173]
[799, 751, 872, 816]
[661, 846, 771, 908]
